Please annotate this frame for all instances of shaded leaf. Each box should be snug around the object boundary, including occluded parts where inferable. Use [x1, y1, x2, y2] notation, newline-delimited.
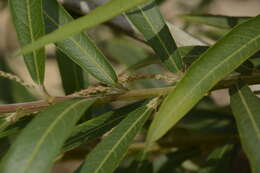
[126, 0, 184, 73]
[9, 0, 45, 84]
[181, 15, 251, 29]
[56, 50, 86, 94]
[44, 0, 117, 85]
[200, 144, 234, 173]
[18, 0, 149, 56]
[147, 15, 260, 144]
[230, 82, 260, 173]
[63, 101, 145, 151]
[77, 101, 153, 173]
[0, 99, 95, 173]
[157, 148, 199, 173]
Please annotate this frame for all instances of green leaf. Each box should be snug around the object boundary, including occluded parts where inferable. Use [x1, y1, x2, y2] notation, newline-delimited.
[9, 0, 45, 84]
[18, 0, 149, 56]
[0, 99, 95, 173]
[147, 15, 260, 144]
[44, 0, 117, 85]
[230, 82, 260, 173]
[56, 50, 85, 94]
[63, 101, 145, 151]
[77, 101, 153, 173]
[181, 15, 251, 29]
[126, 0, 184, 73]
[200, 144, 234, 173]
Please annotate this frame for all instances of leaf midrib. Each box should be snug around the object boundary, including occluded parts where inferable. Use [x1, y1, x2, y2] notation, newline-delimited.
[236, 84, 260, 140]
[21, 99, 87, 173]
[43, 10, 115, 84]
[91, 108, 150, 173]
[150, 34, 260, 141]
[26, 0, 40, 83]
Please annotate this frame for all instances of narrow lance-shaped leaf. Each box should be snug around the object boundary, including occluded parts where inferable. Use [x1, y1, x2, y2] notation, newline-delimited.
[181, 15, 251, 29]
[77, 99, 156, 173]
[18, 0, 149, 56]
[0, 98, 95, 173]
[44, 0, 117, 85]
[200, 144, 234, 173]
[9, 0, 45, 84]
[125, 0, 184, 73]
[230, 82, 260, 173]
[147, 15, 260, 144]
[56, 50, 85, 94]
[63, 101, 145, 151]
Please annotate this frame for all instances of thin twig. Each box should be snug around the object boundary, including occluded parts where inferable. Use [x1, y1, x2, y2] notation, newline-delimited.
[1, 74, 260, 114]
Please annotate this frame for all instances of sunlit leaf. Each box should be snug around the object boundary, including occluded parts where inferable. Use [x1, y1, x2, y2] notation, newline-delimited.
[147, 15, 260, 144]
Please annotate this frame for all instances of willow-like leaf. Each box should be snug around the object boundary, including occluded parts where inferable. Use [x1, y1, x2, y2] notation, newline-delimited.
[77, 101, 154, 173]
[44, 0, 117, 85]
[147, 15, 260, 144]
[0, 99, 95, 173]
[126, 0, 183, 73]
[63, 101, 144, 151]
[230, 82, 260, 173]
[18, 0, 149, 56]
[9, 0, 45, 84]
[181, 15, 251, 29]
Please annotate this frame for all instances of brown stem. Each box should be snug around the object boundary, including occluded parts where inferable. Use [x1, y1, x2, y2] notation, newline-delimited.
[1, 74, 260, 114]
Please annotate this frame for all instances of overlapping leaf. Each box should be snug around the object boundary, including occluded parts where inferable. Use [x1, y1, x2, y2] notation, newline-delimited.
[44, 0, 117, 85]
[77, 101, 154, 173]
[147, 15, 260, 144]
[56, 51, 86, 94]
[18, 0, 149, 56]
[63, 101, 145, 151]
[126, 0, 183, 73]
[9, 0, 45, 84]
[0, 99, 95, 173]
[181, 15, 251, 29]
[230, 82, 260, 173]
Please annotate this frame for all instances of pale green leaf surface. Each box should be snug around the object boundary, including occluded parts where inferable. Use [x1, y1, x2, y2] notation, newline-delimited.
[125, 0, 183, 73]
[44, 0, 117, 85]
[0, 99, 95, 173]
[18, 0, 149, 56]
[181, 15, 251, 29]
[166, 22, 207, 46]
[230, 82, 260, 173]
[147, 15, 260, 144]
[77, 102, 153, 173]
[9, 0, 45, 84]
